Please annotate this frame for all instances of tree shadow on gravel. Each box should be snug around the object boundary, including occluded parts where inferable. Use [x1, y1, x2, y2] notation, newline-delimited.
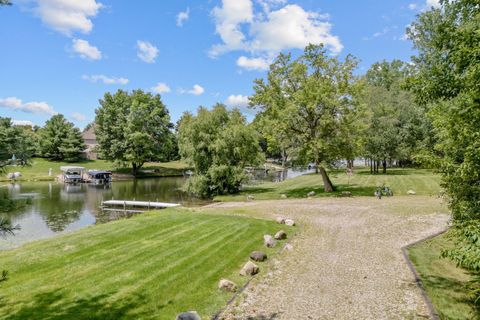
[246, 313, 279, 320]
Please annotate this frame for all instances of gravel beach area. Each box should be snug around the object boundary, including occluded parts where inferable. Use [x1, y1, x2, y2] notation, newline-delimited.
[206, 197, 450, 320]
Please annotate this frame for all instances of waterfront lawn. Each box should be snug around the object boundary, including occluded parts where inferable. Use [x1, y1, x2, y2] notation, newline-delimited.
[0, 209, 286, 319]
[1, 158, 189, 181]
[408, 233, 479, 319]
[216, 168, 441, 201]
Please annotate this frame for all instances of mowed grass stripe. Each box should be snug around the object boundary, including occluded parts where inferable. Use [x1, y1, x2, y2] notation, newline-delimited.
[0, 209, 282, 320]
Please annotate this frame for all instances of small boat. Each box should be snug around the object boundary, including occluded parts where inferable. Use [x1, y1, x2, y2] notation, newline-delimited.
[60, 166, 85, 184]
[87, 170, 112, 184]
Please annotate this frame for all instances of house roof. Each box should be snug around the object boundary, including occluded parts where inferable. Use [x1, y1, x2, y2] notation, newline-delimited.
[82, 125, 96, 141]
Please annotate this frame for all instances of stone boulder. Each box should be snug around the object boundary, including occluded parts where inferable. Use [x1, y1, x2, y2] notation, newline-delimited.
[341, 191, 352, 197]
[240, 261, 259, 276]
[250, 251, 267, 262]
[247, 195, 255, 201]
[176, 311, 201, 320]
[264, 234, 277, 247]
[285, 219, 295, 226]
[218, 279, 237, 292]
[274, 230, 287, 240]
[283, 243, 294, 251]
[307, 191, 316, 198]
[407, 190, 416, 195]
[276, 217, 285, 224]
[280, 194, 287, 199]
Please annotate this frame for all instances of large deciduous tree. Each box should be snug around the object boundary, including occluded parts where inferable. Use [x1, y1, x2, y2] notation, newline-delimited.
[408, 0, 480, 302]
[250, 44, 362, 192]
[95, 90, 174, 176]
[37, 114, 85, 162]
[178, 104, 263, 198]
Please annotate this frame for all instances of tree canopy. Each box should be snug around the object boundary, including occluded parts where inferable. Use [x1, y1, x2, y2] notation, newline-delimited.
[250, 44, 362, 191]
[178, 104, 263, 198]
[95, 89, 175, 176]
[408, 0, 480, 302]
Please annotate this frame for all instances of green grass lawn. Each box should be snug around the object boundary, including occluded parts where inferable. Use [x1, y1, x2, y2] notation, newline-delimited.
[1, 158, 189, 182]
[0, 208, 289, 320]
[216, 167, 442, 201]
[408, 233, 479, 320]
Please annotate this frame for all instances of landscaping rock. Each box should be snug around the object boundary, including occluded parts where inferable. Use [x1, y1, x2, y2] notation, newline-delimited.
[283, 243, 294, 251]
[276, 217, 285, 224]
[218, 279, 237, 292]
[250, 251, 267, 262]
[274, 230, 287, 240]
[285, 219, 295, 226]
[247, 195, 255, 201]
[280, 194, 287, 199]
[307, 191, 316, 198]
[341, 191, 352, 197]
[240, 261, 259, 276]
[263, 234, 277, 248]
[176, 311, 201, 320]
[407, 190, 416, 195]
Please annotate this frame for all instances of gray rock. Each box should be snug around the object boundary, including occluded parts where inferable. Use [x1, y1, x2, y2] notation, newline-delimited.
[176, 311, 201, 320]
[276, 217, 285, 224]
[407, 190, 416, 195]
[341, 191, 352, 197]
[247, 195, 255, 201]
[280, 194, 287, 199]
[283, 243, 294, 251]
[263, 234, 277, 248]
[274, 230, 287, 240]
[240, 261, 259, 276]
[285, 219, 295, 226]
[218, 278, 237, 292]
[307, 191, 316, 198]
[250, 251, 267, 262]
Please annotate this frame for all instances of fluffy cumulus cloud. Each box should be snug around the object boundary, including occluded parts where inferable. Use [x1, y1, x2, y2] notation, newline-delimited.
[210, 0, 342, 71]
[82, 74, 128, 85]
[72, 39, 102, 60]
[0, 97, 56, 116]
[426, 0, 441, 8]
[180, 84, 205, 96]
[71, 112, 86, 121]
[236, 56, 270, 71]
[226, 94, 249, 108]
[176, 8, 190, 27]
[137, 40, 159, 63]
[34, 0, 103, 36]
[151, 82, 171, 94]
[12, 120, 34, 127]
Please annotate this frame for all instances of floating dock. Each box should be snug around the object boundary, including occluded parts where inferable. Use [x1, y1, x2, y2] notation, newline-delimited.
[101, 200, 180, 211]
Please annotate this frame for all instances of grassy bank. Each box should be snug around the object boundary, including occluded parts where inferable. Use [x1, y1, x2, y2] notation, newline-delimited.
[1, 158, 189, 182]
[408, 233, 479, 319]
[0, 208, 289, 319]
[216, 168, 441, 201]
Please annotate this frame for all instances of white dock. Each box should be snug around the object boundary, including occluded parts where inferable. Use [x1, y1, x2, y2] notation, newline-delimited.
[101, 200, 180, 210]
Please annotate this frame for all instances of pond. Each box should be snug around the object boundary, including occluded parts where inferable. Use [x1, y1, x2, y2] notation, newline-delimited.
[0, 167, 314, 249]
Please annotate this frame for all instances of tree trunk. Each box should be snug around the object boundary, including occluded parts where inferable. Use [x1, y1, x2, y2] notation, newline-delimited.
[132, 163, 143, 176]
[319, 166, 334, 192]
[370, 158, 373, 174]
[382, 159, 387, 174]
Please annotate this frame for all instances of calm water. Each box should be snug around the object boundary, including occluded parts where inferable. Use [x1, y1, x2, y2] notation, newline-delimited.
[0, 168, 313, 249]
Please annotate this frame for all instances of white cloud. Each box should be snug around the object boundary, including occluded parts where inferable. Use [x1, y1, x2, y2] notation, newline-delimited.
[151, 82, 171, 94]
[226, 94, 249, 108]
[426, 0, 441, 8]
[180, 84, 205, 96]
[237, 56, 270, 71]
[71, 112, 86, 121]
[210, 1, 342, 70]
[0, 97, 56, 116]
[12, 120, 34, 127]
[408, 3, 418, 10]
[82, 74, 128, 85]
[72, 39, 102, 60]
[136, 40, 158, 63]
[176, 7, 190, 27]
[34, 0, 103, 36]
[363, 27, 391, 41]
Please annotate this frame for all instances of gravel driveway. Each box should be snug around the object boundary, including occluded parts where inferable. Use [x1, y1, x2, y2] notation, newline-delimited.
[206, 196, 450, 320]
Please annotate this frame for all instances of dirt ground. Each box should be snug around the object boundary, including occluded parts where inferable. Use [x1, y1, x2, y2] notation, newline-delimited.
[205, 196, 450, 320]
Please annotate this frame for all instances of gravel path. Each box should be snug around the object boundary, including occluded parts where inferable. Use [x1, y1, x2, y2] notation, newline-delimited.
[206, 197, 450, 320]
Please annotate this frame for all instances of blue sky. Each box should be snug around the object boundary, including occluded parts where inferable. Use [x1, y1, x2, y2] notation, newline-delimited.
[0, 0, 440, 128]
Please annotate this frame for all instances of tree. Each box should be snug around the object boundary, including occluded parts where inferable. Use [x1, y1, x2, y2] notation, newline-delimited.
[250, 44, 362, 192]
[0, 0, 12, 6]
[95, 90, 174, 176]
[0, 118, 36, 169]
[178, 104, 263, 198]
[37, 114, 85, 162]
[408, 0, 480, 303]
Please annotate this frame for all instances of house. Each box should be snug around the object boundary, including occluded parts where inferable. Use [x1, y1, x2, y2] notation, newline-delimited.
[81, 125, 98, 160]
